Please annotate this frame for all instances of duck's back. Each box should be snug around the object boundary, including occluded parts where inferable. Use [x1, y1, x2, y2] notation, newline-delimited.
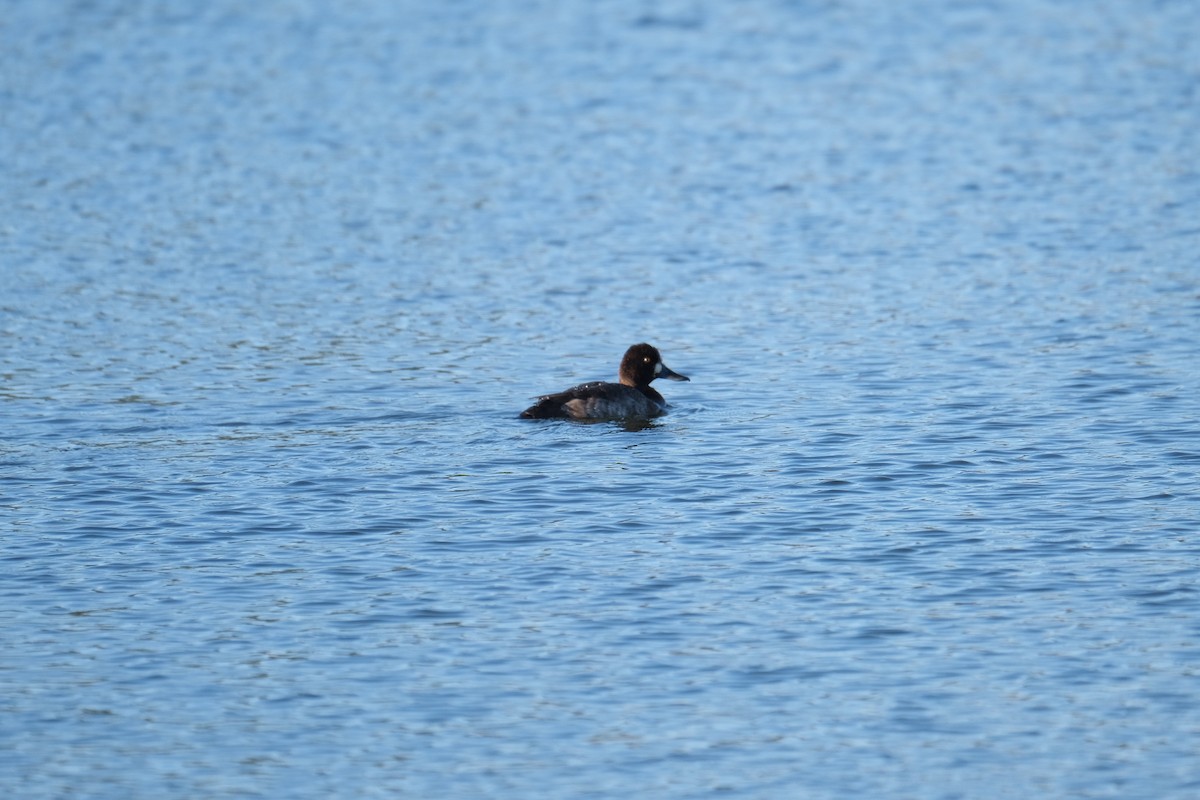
[520, 381, 663, 420]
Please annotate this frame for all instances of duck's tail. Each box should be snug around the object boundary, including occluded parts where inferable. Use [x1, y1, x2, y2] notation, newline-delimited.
[519, 396, 568, 419]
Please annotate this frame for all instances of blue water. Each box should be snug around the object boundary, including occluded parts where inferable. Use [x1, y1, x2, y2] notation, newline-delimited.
[3, 1, 1199, 797]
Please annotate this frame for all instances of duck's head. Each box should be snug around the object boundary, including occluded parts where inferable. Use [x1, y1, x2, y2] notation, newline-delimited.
[619, 343, 689, 387]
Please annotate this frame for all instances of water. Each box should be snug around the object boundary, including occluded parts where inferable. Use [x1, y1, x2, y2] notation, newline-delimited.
[3, 1, 1199, 797]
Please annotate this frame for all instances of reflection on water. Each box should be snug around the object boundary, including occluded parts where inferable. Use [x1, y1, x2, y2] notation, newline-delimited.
[3, 0, 1199, 798]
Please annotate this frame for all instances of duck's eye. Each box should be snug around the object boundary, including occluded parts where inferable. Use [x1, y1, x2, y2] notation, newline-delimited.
[644, 357, 652, 363]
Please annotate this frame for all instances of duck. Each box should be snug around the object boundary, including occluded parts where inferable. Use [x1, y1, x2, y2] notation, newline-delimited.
[520, 343, 690, 420]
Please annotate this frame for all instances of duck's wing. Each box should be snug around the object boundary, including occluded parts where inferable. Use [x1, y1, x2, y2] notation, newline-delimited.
[521, 381, 639, 419]
[524, 382, 665, 420]
[521, 381, 602, 418]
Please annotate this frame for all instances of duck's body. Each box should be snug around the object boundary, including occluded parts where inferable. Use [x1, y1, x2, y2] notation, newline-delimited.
[520, 343, 689, 421]
[521, 380, 668, 420]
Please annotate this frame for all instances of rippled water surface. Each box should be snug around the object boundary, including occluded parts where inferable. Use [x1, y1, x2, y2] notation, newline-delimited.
[3, 1, 1199, 797]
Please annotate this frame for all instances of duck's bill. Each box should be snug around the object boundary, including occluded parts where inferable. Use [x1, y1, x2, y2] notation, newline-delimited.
[658, 363, 689, 382]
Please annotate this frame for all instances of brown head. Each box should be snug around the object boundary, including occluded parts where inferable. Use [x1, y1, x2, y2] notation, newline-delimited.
[617, 343, 689, 388]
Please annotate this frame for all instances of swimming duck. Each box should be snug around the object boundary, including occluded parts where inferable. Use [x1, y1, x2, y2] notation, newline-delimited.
[520, 343, 690, 420]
